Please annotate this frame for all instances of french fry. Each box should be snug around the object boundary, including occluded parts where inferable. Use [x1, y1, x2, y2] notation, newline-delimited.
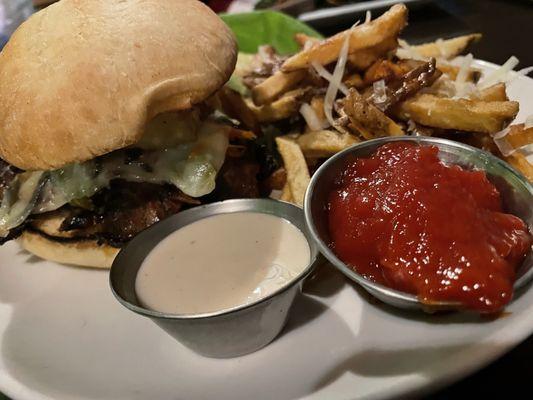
[504, 124, 533, 149]
[275, 137, 311, 207]
[411, 34, 482, 60]
[344, 89, 405, 139]
[264, 168, 287, 191]
[477, 83, 508, 102]
[251, 70, 306, 106]
[249, 87, 309, 123]
[505, 152, 533, 181]
[310, 96, 326, 121]
[218, 87, 259, 132]
[294, 33, 321, 49]
[280, 183, 294, 202]
[227, 127, 257, 141]
[344, 73, 364, 89]
[282, 4, 407, 71]
[363, 59, 412, 85]
[395, 94, 519, 133]
[437, 63, 481, 82]
[347, 36, 399, 70]
[297, 130, 359, 158]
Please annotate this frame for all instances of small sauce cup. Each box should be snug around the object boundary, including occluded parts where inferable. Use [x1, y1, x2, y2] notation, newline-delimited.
[110, 199, 318, 358]
[304, 136, 533, 312]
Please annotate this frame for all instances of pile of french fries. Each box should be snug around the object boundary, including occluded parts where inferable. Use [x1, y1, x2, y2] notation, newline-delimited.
[219, 3, 532, 206]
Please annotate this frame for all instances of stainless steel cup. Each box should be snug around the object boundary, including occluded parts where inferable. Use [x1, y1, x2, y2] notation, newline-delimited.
[304, 136, 533, 312]
[110, 199, 319, 358]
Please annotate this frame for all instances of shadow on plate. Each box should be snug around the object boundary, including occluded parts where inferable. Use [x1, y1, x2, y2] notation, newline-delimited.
[0, 256, 358, 400]
[302, 260, 347, 298]
[312, 340, 510, 398]
[17, 250, 47, 265]
[281, 292, 329, 335]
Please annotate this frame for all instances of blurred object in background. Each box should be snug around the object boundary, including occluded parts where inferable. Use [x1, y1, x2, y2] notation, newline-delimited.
[33, 0, 57, 9]
[211, 0, 423, 17]
[204, 0, 235, 13]
[299, 0, 428, 25]
[0, 0, 33, 48]
[219, 0, 314, 14]
[255, 0, 314, 15]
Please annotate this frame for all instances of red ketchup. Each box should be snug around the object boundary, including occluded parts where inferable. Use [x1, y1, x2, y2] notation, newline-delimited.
[327, 142, 532, 313]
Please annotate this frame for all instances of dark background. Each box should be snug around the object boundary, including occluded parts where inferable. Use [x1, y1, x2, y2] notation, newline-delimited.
[3, 0, 533, 399]
[318, 0, 533, 67]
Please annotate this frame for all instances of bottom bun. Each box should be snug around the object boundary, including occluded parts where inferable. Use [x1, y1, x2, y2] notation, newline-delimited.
[18, 231, 120, 269]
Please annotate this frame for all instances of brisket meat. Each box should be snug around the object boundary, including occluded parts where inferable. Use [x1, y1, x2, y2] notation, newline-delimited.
[60, 181, 185, 246]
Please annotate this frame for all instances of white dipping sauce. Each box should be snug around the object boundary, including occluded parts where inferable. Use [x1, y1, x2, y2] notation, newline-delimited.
[135, 212, 311, 314]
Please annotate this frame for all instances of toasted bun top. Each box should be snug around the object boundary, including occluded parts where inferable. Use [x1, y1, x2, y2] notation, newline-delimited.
[0, 0, 237, 170]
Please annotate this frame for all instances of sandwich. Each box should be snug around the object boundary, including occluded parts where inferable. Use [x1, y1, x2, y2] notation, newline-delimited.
[0, 0, 238, 268]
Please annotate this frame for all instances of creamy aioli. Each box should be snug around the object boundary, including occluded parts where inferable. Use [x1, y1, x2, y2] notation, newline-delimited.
[135, 212, 311, 314]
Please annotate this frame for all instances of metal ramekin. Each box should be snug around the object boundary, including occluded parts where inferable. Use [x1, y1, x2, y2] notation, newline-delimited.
[110, 199, 318, 358]
[304, 136, 533, 312]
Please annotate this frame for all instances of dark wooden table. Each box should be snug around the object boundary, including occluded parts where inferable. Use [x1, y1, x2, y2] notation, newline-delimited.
[2, 1, 532, 399]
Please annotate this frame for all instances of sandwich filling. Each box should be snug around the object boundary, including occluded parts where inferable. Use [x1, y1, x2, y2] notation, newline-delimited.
[0, 111, 235, 246]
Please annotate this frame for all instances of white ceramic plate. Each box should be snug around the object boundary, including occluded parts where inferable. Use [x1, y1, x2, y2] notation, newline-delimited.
[0, 61, 532, 400]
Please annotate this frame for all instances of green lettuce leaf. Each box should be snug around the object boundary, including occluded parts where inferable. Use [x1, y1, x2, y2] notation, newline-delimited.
[221, 11, 323, 55]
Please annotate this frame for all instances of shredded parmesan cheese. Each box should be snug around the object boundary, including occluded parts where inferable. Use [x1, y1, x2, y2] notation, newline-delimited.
[300, 103, 327, 131]
[304, 40, 314, 51]
[311, 61, 349, 96]
[322, 21, 359, 128]
[396, 39, 426, 61]
[491, 127, 516, 156]
[517, 66, 533, 76]
[508, 66, 533, 82]
[492, 128, 509, 140]
[518, 143, 533, 157]
[258, 45, 271, 62]
[479, 56, 520, 89]
[435, 38, 446, 58]
[372, 79, 387, 107]
[456, 54, 473, 85]
[494, 137, 516, 157]
[365, 11, 372, 24]
[407, 119, 419, 136]
[453, 54, 476, 98]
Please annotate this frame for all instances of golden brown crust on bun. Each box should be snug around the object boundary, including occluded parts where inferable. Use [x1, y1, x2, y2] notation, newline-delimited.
[0, 0, 237, 170]
[18, 231, 119, 269]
